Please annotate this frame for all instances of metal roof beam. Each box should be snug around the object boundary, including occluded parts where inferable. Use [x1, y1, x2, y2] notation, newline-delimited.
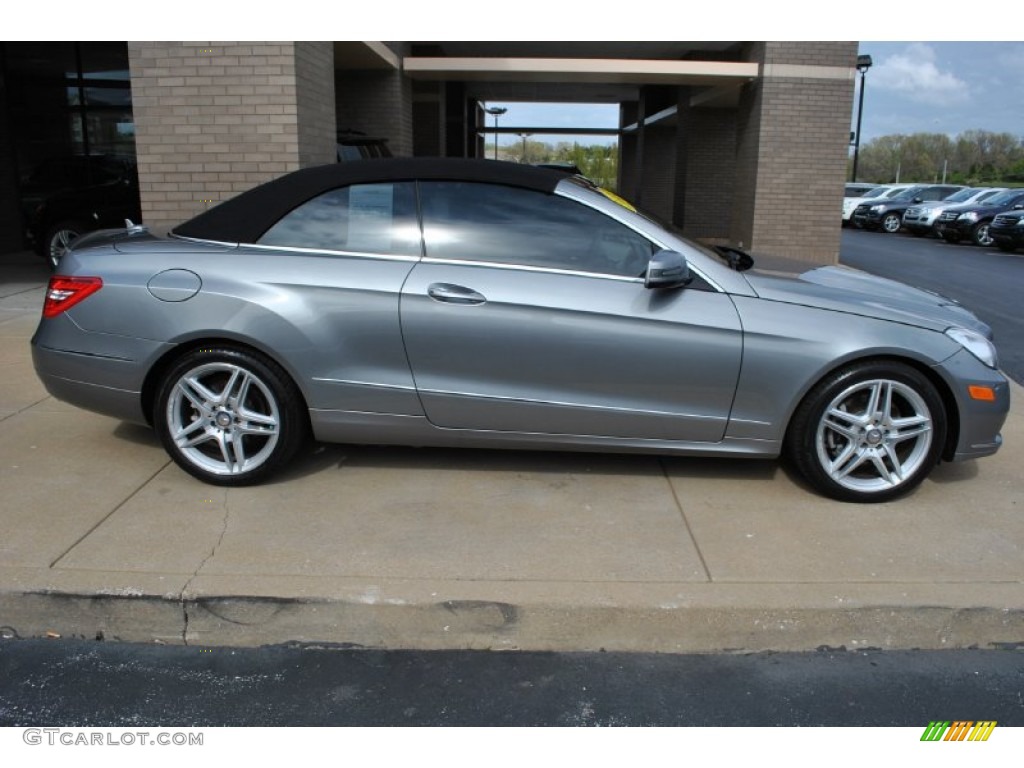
[403, 57, 758, 85]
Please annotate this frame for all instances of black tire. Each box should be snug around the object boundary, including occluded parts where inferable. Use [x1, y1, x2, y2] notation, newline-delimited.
[971, 221, 994, 247]
[881, 212, 902, 233]
[154, 346, 308, 486]
[786, 361, 946, 503]
[43, 220, 85, 270]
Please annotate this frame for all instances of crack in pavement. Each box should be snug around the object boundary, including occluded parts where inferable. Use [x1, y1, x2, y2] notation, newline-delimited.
[180, 488, 232, 645]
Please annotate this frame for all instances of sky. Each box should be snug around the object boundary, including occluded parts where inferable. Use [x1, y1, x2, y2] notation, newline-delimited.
[855, 42, 1024, 142]
[481, 42, 1024, 150]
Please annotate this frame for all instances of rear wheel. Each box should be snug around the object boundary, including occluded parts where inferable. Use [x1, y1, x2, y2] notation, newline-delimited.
[154, 346, 307, 485]
[786, 361, 945, 503]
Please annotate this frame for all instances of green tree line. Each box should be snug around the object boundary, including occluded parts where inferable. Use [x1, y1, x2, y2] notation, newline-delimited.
[852, 130, 1024, 186]
[498, 140, 618, 190]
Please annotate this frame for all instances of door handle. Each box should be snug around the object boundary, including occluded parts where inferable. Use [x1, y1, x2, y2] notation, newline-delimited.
[427, 283, 487, 305]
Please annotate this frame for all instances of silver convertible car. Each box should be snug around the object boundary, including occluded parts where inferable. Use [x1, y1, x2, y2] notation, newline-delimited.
[32, 159, 1009, 502]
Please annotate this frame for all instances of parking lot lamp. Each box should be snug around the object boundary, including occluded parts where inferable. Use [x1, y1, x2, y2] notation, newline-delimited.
[485, 106, 507, 160]
[851, 54, 872, 182]
[518, 132, 532, 163]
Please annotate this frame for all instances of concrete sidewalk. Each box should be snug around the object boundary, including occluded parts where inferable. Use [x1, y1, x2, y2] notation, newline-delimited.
[1, 253, 1022, 652]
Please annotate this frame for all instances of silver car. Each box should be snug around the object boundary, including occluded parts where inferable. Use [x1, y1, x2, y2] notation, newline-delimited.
[31, 159, 1009, 502]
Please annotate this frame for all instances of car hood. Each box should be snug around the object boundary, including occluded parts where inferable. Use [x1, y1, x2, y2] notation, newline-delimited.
[743, 265, 991, 337]
[940, 201, 1011, 215]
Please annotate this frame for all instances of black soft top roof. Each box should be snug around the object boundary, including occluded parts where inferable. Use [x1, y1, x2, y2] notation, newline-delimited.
[172, 157, 565, 244]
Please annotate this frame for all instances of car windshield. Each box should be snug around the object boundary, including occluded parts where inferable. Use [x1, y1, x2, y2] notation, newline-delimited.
[879, 187, 906, 198]
[945, 188, 979, 203]
[890, 186, 925, 201]
[976, 189, 1004, 202]
[983, 190, 1022, 206]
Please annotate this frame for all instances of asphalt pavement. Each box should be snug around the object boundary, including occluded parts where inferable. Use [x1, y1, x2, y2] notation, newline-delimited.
[1, 246, 1021, 653]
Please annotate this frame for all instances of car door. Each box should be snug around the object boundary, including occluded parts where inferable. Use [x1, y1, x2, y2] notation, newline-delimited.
[399, 180, 743, 442]
[248, 181, 423, 415]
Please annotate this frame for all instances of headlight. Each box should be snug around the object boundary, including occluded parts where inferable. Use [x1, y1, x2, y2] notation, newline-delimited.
[946, 327, 998, 369]
[1016, 218, 1024, 227]
[870, 204, 885, 212]
[958, 211, 979, 222]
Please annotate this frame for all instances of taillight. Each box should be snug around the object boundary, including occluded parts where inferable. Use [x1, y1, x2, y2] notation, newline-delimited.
[42, 276, 103, 319]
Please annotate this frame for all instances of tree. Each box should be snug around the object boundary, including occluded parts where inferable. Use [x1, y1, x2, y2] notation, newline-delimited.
[853, 130, 1024, 185]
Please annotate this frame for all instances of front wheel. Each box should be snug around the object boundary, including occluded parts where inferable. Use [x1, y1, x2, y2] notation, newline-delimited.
[154, 346, 307, 485]
[881, 212, 902, 233]
[786, 362, 945, 503]
[971, 221, 993, 247]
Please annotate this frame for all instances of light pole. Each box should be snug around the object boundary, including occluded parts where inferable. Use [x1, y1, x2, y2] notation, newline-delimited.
[851, 54, 872, 182]
[484, 106, 507, 160]
[518, 132, 532, 163]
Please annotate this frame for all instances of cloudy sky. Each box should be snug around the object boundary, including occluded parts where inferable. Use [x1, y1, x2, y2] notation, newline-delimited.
[856, 41, 1024, 142]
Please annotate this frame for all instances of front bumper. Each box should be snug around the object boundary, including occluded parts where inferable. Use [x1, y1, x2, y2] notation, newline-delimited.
[935, 219, 974, 238]
[989, 226, 1024, 249]
[934, 348, 1010, 462]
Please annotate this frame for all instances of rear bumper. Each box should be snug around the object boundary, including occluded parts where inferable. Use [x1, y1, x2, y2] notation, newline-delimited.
[31, 314, 173, 425]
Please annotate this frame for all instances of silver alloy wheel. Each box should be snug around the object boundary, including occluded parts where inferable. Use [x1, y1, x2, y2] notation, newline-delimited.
[48, 226, 81, 269]
[973, 222, 993, 247]
[165, 362, 281, 476]
[882, 213, 902, 233]
[815, 378, 933, 494]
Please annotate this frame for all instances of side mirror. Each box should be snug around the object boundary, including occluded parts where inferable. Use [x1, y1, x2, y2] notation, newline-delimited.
[912, 197, 923, 203]
[645, 250, 691, 290]
[713, 244, 755, 272]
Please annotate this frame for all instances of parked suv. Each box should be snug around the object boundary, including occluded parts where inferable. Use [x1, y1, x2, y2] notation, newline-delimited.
[336, 130, 392, 161]
[989, 210, 1024, 252]
[934, 189, 1024, 247]
[853, 184, 965, 233]
[841, 183, 887, 225]
[903, 187, 1006, 237]
[843, 184, 915, 226]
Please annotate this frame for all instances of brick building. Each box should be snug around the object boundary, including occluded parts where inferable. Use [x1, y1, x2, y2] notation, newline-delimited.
[0, 41, 857, 265]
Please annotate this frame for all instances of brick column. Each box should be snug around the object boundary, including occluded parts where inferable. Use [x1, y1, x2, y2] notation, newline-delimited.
[674, 103, 737, 242]
[335, 69, 413, 157]
[731, 42, 857, 265]
[128, 42, 336, 233]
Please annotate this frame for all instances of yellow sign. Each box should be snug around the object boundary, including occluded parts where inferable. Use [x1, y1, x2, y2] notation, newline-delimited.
[597, 187, 637, 212]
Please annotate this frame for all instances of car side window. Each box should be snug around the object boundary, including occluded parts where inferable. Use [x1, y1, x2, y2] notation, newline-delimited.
[418, 181, 655, 278]
[258, 182, 420, 256]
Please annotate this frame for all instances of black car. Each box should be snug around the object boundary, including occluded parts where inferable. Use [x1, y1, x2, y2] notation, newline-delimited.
[934, 189, 1024, 247]
[989, 210, 1024, 253]
[25, 159, 141, 269]
[852, 184, 965, 233]
[336, 130, 392, 161]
